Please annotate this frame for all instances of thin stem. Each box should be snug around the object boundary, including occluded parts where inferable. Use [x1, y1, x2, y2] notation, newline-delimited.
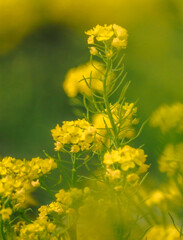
[0, 219, 6, 240]
[72, 154, 77, 187]
[103, 60, 120, 149]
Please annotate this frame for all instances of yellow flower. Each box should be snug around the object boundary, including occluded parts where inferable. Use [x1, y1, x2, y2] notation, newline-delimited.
[85, 24, 128, 50]
[113, 24, 128, 40]
[87, 35, 94, 44]
[0, 155, 57, 211]
[0, 207, 12, 220]
[158, 143, 183, 176]
[71, 145, 80, 153]
[85, 24, 114, 41]
[144, 225, 182, 240]
[31, 179, 40, 187]
[90, 46, 98, 55]
[146, 190, 165, 206]
[51, 119, 99, 153]
[92, 102, 138, 147]
[126, 173, 139, 183]
[63, 61, 104, 98]
[103, 146, 148, 182]
[150, 102, 183, 133]
[106, 168, 121, 180]
[112, 38, 126, 49]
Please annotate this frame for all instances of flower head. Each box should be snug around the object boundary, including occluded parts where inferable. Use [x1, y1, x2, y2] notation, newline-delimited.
[63, 61, 104, 98]
[103, 146, 148, 183]
[150, 102, 183, 133]
[85, 24, 128, 52]
[51, 119, 101, 153]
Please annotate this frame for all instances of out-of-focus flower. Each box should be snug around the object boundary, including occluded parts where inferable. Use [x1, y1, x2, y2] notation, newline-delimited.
[0, 207, 12, 220]
[92, 102, 138, 145]
[150, 102, 183, 133]
[63, 61, 104, 98]
[144, 225, 182, 240]
[158, 143, 183, 176]
[0, 0, 39, 54]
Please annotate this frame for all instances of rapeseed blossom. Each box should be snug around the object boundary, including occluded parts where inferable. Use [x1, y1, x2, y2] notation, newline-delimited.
[158, 143, 183, 176]
[150, 102, 183, 133]
[103, 145, 149, 184]
[0, 208, 12, 220]
[0, 156, 57, 213]
[17, 218, 57, 240]
[85, 24, 128, 52]
[63, 61, 104, 97]
[3, 23, 183, 240]
[51, 118, 100, 153]
[18, 187, 90, 240]
[144, 225, 182, 240]
[93, 102, 138, 144]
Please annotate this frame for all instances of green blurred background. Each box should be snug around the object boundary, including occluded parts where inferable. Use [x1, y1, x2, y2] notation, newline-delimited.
[0, 0, 183, 169]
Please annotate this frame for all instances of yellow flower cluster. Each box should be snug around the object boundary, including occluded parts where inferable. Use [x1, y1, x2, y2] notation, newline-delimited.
[17, 218, 57, 240]
[55, 187, 83, 205]
[158, 143, 183, 176]
[62, 61, 104, 98]
[145, 181, 183, 211]
[0, 207, 12, 220]
[150, 102, 183, 133]
[146, 190, 166, 207]
[51, 119, 99, 153]
[144, 225, 182, 240]
[103, 145, 149, 183]
[93, 102, 138, 140]
[38, 188, 85, 219]
[0, 156, 57, 209]
[38, 188, 90, 225]
[17, 188, 89, 240]
[112, 102, 138, 138]
[85, 24, 128, 54]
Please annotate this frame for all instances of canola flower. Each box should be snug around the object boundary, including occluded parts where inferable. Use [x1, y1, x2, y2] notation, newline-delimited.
[2, 23, 183, 240]
[103, 145, 149, 184]
[63, 61, 104, 98]
[145, 180, 183, 213]
[85, 24, 128, 55]
[158, 143, 183, 176]
[150, 102, 183, 133]
[0, 208, 12, 221]
[0, 156, 57, 221]
[51, 118, 101, 153]
[93, 102, 138, 140]
[144, 225, 182, 240]
[17, 187, 90, 240]
[16, 218, 57, 240]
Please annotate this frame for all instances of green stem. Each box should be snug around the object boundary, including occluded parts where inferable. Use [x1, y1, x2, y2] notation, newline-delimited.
[103, 60, 120, 149]
[20, 212, 32, 224]
[0, 219, 6, 240]
[72, 154, 77, 187]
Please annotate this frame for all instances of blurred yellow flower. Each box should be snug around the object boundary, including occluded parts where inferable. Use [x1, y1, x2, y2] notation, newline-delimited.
[150, 102, 183, 133]
[63, 61, 104, 97]
[158, 143, 183, 176]
[144, 225, 182, 240]
[0, 207, 12, 220]
[85, 24, 114, 41]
